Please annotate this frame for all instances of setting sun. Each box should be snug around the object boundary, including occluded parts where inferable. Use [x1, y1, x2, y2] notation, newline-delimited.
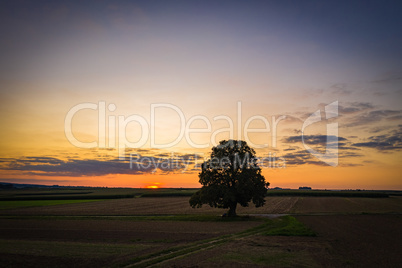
[146, 183, 161, 189]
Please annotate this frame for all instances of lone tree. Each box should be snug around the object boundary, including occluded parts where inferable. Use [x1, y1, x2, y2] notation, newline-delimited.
[189, 140, 269, 217]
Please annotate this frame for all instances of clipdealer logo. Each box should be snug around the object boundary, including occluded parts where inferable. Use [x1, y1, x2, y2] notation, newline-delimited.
[64, 101, 339, 169]
[302, 101, 338, 167]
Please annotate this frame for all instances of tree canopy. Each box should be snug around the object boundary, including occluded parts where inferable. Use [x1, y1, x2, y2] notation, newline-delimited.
[189, 140, 269, 216]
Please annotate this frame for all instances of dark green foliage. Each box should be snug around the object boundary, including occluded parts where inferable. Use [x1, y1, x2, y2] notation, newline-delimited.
[189, 140, 269, 216]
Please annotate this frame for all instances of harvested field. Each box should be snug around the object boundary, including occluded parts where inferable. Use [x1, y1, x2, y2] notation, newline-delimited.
[0, 199, 102, 210]
[0, 196, 300, 216]
[0, 218, 260, 243]
[292, 196, 402, 214]
[0, 240, 150, 268]
[1, 196, 401, 216]
[0, 217, 261, 267]
[1, 195, 401, 267]
[296, 215, 402, 267]
[162, 235, 333, 267]
[163, 214, 402, 267]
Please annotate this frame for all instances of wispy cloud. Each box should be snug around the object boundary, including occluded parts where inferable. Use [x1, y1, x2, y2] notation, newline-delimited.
[0, 153, 201, 177]
[281, 149, 328, 166]
[338, 102, 375, 114]
[282, 135, 347, 145]
[344, 109, 402, 127]
[353, 126, 402, 151]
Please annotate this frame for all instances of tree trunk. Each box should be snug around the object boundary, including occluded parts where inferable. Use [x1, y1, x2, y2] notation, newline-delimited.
[228, 202, 237, 217]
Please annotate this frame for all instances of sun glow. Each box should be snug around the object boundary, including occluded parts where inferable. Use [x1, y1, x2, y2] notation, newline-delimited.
[146, 185, 160, 189]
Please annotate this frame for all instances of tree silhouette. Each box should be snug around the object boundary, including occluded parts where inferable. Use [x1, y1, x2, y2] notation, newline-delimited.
[189, 140, 269, 217]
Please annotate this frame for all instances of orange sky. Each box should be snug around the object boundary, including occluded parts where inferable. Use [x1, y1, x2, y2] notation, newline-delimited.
[1, 1, 401, 190]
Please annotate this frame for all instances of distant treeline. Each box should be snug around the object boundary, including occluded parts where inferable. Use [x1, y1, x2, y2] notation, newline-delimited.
[1, 187, 396, 201]
[0, 188, 198, 201]
[0, 194, 139, 201]
[140, 190, 390, 198]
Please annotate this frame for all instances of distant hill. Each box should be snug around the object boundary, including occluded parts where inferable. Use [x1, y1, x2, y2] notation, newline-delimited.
[1, 182, 69, 189]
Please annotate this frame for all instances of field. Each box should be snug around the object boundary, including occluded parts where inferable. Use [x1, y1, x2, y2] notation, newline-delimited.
[0, 188, 401, 267]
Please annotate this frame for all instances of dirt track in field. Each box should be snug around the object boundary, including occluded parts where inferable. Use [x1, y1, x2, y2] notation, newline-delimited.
[153, 214, 402, 267]
[147, 214, 402, 267]
[162, 235, 334, 267]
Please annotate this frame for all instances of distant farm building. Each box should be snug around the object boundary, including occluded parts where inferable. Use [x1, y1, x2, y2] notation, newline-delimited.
[299, 186, 312, 190]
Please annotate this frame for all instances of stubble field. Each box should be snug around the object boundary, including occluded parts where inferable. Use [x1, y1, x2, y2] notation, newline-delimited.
[0, 192, 401, 267]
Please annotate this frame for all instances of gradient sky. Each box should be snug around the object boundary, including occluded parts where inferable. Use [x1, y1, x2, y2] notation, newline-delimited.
[1, 0, 401, 189]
